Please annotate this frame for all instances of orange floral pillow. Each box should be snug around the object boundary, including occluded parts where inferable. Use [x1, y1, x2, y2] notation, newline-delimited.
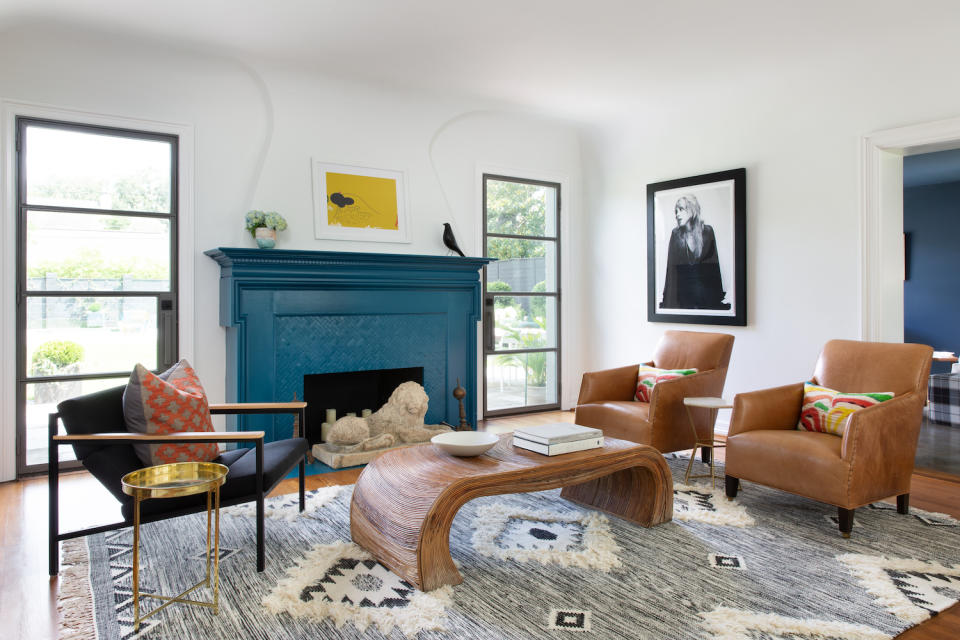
[123, 360, 218, 466]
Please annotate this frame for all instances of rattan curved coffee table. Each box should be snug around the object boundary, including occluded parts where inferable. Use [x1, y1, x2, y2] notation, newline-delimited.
[350, 433, 673, 592]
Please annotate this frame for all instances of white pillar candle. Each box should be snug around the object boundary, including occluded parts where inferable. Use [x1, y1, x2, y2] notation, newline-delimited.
[325, 409, 336, 423]
[361, 409, 372, 418]
[347, 412, 357, 418]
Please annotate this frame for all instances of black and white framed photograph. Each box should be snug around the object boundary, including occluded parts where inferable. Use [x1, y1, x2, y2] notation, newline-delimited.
[647, 168, 746, 326]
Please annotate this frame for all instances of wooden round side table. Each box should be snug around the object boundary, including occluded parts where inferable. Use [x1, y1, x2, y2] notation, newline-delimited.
[121, 461, 228, 631]
[682, 397, 732, 488]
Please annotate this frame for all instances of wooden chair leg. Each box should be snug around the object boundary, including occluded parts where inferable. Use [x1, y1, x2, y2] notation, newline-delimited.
[897, 493, 910, 515]
[725, 475, 739, 499]
[701, 447, 711, 465]
[838, 507, 855, 538]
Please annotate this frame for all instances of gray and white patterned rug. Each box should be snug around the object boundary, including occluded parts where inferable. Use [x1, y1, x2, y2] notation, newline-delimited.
[59, 455, 960, 640]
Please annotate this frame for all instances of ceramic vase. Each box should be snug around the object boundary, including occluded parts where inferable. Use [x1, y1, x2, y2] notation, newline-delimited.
[255, 227, 277, 249]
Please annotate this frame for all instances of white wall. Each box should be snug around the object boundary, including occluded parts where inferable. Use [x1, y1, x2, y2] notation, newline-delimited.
[0, 22, 583, 480]
[580, 52, 960, 403]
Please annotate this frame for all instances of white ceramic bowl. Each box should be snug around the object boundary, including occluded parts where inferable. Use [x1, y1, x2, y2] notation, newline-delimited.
[431, 431, 499, 457]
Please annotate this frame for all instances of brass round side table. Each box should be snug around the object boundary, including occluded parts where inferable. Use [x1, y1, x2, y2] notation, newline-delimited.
[121, 461, 228, 631]
[682, 397, 732, 488]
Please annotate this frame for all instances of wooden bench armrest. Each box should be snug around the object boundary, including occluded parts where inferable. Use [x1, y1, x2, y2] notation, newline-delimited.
[52, 431, 265, 443]
[209, 402, 306, 414]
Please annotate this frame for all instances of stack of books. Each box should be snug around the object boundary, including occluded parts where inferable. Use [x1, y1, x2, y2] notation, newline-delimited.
[513, 423, 604, 456]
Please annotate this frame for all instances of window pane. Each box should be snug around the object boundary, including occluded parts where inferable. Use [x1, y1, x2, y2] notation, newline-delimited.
[25, 376, 128, 466]
[486, 352, 558, 411]
[486, 238, 557, 292]
[26, 211, 170, 291]
[491, 296, 557, 349]
[486, 179, 556, 237]
[25, 125, 172, 213]
[26, 296, 157, 376]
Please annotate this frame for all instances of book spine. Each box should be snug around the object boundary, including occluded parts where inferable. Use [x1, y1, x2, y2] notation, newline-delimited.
[513, 436, 604, 456]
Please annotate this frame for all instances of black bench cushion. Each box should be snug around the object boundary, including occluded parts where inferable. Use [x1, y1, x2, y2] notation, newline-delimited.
[57, 384, 309, 518]
[120, 437, 310, 519]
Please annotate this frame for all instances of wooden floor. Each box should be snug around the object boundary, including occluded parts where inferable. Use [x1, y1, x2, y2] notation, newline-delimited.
[1, 410, 957, 639]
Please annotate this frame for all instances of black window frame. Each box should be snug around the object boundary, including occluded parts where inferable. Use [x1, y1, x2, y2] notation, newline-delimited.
[482, 173, 562, 417]
[14, 117, 179, 476]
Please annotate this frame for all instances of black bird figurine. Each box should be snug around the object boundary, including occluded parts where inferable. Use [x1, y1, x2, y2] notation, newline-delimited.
[442, 223, 465, 257]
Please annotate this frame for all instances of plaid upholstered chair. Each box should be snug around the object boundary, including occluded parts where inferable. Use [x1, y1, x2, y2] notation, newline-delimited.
[48, 384, 309, 575]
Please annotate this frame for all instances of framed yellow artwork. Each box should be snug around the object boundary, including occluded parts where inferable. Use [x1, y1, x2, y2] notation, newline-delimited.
[312, 161, 410, 242]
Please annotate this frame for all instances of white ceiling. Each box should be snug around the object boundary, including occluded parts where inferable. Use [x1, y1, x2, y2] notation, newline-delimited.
[2, 0, 959, 124]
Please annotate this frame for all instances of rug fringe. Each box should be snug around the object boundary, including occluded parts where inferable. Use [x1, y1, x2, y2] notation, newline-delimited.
[58, 538, 97, 640]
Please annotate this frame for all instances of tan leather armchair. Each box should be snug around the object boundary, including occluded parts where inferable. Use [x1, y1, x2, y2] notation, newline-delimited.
[725, 339, 933, 537]
[575, 330, 735, 458]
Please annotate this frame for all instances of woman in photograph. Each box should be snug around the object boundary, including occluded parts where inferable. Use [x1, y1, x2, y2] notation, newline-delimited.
[660, 194, 731, 310]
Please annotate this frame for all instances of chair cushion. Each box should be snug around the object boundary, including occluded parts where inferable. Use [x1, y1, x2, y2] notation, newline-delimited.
[727, 429, 850, 506]
[797, 382, 894, 436]
[635, 365, 697, 402]
[123, 360, 218, 466]
[121, 438, 310, 519]
[575, 401, 651, 443]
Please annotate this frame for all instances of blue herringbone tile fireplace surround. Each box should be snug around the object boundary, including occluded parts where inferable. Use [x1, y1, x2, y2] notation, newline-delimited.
[206, 248, 492, 447]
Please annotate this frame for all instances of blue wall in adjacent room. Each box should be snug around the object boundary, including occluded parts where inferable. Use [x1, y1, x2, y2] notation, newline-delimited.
[903, 180, 960, 374]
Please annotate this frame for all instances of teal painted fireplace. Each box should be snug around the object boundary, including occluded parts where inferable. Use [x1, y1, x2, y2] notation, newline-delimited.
[205, 248, 492, 444]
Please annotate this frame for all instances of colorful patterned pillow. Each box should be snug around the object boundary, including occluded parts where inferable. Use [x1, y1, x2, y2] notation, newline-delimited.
[123, 359, 218, 466]
[635, 365, 698, 402]
[797, 382, 894, 436]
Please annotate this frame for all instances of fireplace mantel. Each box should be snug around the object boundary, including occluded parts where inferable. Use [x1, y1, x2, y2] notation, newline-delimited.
[205, 247, 493, 444]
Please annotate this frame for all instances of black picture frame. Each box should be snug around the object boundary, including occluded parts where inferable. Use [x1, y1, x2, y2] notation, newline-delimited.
[647, 168, 746, 326]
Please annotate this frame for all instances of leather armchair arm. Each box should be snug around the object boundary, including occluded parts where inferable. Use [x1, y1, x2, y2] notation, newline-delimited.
[648, 368, 723, 412]
[577, 364, 640, 405]
[841, 391, 924, 464]
[648, 368, 727, 442]
[727, 383, 804, 436]
[841, 391, 925, 504]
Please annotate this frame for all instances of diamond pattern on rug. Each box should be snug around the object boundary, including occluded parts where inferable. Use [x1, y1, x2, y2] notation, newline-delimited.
[471, 503, 621, 571]
[547, 608, 592, 632]
[838, 553, 960, 623]
[699, 606, 891, 640]
[263, 541, 452, 637]
[497, 516, 585, 552]
[673, 483, 755, 527]
[300, 558, 414, 608]
[708, 554, 746, 570]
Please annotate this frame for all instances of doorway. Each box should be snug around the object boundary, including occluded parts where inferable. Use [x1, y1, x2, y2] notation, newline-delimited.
[902, 148, 960, 475]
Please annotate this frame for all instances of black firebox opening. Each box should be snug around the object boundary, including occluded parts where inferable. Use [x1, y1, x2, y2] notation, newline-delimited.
[303, 367, 424, 444]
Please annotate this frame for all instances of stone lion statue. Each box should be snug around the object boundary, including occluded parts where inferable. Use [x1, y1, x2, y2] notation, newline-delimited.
[325, 381, 451, 452]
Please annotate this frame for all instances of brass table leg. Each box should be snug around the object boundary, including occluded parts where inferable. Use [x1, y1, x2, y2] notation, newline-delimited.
[683, 404, 722, 488]
[213, 485, 220, 613]
[129, 487, 223, 629]
[133, 494, 141, 631]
